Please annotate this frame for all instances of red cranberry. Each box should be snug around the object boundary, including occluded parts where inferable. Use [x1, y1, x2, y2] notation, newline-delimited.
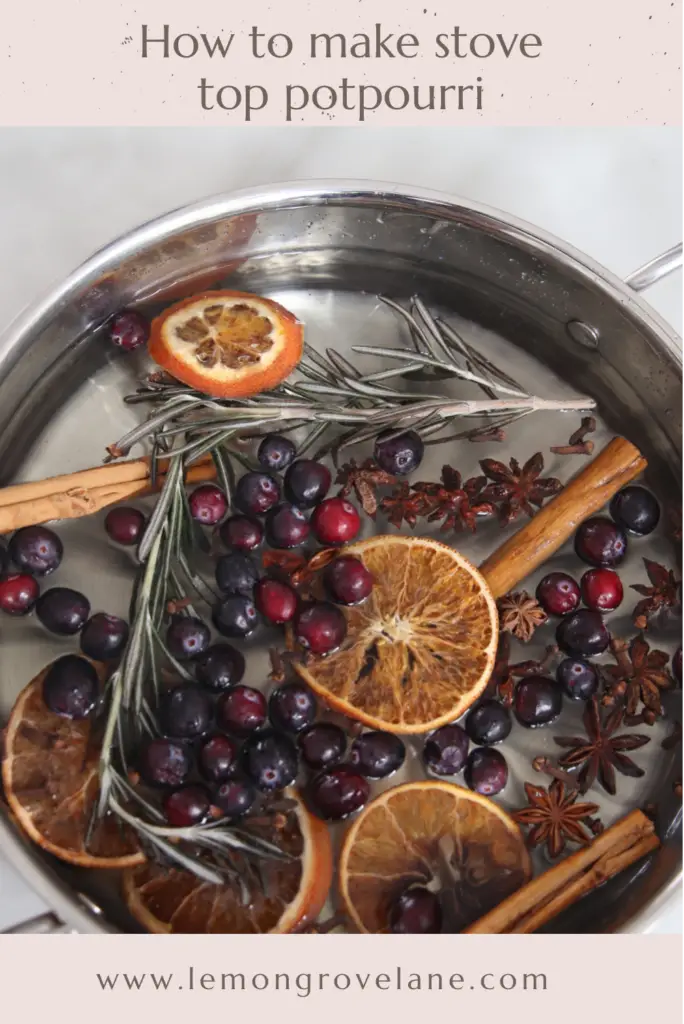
[160, 685, 212, 739]
[219, 515, 263, 552]
[198, 734, 239, 782]
[189, 484, 228, 525]
[307, 766, 369, 820]
[212, 595, 259, 638]
[80, 613, 129, 661]
[349, 731, 405, 779]
[535, 572, 581, 617]
[464, 747, 508, 796]
[163, 785, 211, 827]
[284, 460, 331, 508]
[556, 609, 610, 658]
[105, 506, 146, 546]
[580, 568, 623, 612]
[610, 486, 660, 536]
[374, 430, 424, 476]
[217, 685, 267, 736]
[311, 497, 361, 545]
[214, 778, 256, 818]
[265, 503, 310, 549]
[194, 643, 245, 692]
[108, 310, 150, 351]
[390, 887, 442, 934]
[0, 573, 39, 615]
[465, 699, 512, 745]
[36, 587, 90, 636]
[215, 552, 260, 597]
[166, 616, 211, 660]
[234, 472, 280, 516]
[254, 578, 298, 624]
[257, 434, 296, 473]
[556, 657, 599, 701]
[241, 730, 299, 792]
[423, 724, 469, 775]
[294, 601, 347, 654]
[299, 723, 347, 770]
[575, 516, 627, 567]
[324, 555, 373, 605]
[9, 526, 63, 576]
[269, 682, 317, 733]
[140, 737, 192, 787]
[42, 655, 99, 719]
[514, 676, 563, 727]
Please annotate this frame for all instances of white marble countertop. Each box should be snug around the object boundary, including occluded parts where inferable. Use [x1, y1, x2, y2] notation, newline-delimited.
[0, 126, 681, 933]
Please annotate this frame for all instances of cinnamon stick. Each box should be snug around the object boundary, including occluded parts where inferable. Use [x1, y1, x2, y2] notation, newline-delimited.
[465, 810, 659, 934]
[0, 455, 216, 533]
[480, 437, 646, 599]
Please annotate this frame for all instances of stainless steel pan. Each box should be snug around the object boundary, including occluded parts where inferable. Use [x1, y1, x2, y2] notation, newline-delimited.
[0, 181, 680, 934]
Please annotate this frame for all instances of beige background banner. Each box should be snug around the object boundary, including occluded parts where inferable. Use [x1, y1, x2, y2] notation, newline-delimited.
[0, 934, 681, 1020]
[0, 0, 680, 125]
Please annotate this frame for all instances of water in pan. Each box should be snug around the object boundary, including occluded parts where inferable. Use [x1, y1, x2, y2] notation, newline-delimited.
[0, 286, 680, 933]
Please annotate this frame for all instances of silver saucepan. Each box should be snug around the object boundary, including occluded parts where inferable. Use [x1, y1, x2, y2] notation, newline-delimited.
[0, 181, 680, 935]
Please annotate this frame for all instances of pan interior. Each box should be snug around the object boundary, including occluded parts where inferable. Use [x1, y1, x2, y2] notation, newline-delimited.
[0, 194, 680, 934]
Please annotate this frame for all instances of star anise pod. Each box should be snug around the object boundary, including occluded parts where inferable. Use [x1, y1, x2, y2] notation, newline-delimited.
[380, 482, 424, 529]
[602, 635, 673, 718]
[411, 465, 494, 533]
[554, 696, 650, 795]
[291, 548, 338, 590]
[513, 780, 600, 859]
[631, 558, 681, 629]
[478, 452, 562, 525]
[497, 591, 548, 643]
[261, 550, 307, 579]
[336, 458, 396, 518]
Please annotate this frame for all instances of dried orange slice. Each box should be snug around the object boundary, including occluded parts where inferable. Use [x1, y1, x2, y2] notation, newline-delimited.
[339, 780, 531, 933]
[123, 790, 332, 933]
[2, 664, 143, 869]
[148, 290, 303, 398]
[294, 535, 498, 733]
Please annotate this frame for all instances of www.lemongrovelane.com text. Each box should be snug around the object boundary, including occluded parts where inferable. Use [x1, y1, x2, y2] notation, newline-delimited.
[96, 966, 549, 997]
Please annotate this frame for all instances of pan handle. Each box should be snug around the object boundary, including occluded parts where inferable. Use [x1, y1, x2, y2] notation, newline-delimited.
[625, 242, 683, 292]
[1, 911, 69, 934]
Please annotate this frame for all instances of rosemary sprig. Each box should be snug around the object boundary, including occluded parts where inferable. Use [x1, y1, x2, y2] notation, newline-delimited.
[93, 446, 294, 884]
[114, 295, 595, 460]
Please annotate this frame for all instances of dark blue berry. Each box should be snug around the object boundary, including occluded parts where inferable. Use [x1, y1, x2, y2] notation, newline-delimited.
[258, 434, 296, 473]
[42, 654, 99, 719]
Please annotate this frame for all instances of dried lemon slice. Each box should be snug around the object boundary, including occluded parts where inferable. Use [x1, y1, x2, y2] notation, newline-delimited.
[148, 290, 303, 398]
[294, 535, 499, 734]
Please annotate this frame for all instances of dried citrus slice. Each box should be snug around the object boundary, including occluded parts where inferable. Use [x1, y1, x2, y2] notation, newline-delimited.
[148, 290, 303, 398]
[339, 780, 531, 933]
[2, 664, 143, 869]
[294, 535, 498, 733]
[123, 790, 332, 933]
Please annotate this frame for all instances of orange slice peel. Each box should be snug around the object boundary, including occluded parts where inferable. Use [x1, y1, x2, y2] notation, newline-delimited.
[294, 535, 499, 733]
[2, 664, 143, 869]
[339, 780, 532, 933]
[148, 289, 303, 398]
[123, 789, 332, 933]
